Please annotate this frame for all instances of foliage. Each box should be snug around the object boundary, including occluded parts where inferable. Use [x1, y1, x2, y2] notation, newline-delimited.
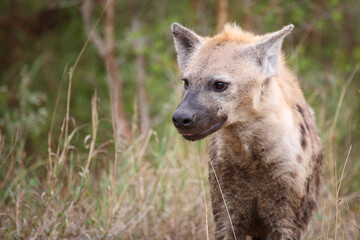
[0, 0, 359, 239]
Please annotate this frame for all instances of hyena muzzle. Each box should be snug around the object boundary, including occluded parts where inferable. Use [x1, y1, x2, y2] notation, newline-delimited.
[171, 22, 323, 240]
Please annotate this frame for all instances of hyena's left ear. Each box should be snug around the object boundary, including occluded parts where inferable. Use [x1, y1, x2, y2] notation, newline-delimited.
[171, 23, 203, 72]
[252, 24, 294, 78]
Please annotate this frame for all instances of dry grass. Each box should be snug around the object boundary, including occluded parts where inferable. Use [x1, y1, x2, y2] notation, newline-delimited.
[0, 72, 209, 239]
[0, 6, 359, 239]
[0, 64, 359, 239]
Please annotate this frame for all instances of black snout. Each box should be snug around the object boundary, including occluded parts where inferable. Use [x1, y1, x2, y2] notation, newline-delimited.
[172, 91, 227, 141]
[172, 111, 194, 129]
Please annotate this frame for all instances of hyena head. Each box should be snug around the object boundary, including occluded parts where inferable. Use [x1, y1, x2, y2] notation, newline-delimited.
[171, 23, 293, 141]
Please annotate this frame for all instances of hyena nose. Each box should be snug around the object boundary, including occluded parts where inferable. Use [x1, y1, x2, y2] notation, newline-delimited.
[172, 111, 194, 128]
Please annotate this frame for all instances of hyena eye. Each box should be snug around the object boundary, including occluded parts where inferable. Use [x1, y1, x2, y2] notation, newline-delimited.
[182, 78, 189, 90]
[214, 81, 229, 92]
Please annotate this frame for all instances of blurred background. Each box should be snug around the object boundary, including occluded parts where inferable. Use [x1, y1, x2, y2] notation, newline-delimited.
[0, 0, 359, 239]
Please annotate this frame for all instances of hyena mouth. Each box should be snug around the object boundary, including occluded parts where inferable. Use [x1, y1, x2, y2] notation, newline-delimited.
[180, 117, 227, 141]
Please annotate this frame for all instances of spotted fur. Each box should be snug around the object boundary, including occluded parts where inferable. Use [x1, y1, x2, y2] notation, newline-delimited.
[171, 23, 323, 240]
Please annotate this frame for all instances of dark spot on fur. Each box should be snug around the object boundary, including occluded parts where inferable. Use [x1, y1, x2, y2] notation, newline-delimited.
[294, 187, 317, 232]
[300, 124, 305, 134]
[314, 153, 323, 189]
[294, 152, 324, 230]
[263, 78, 271, 87]
[304, 175, 312, 193]
[300, 123, 307, 149]
[306, 179, 310, 192]
[213, 211, 220, 222]
[297, 104, 310, 131]
[289, 171, 298, 179]
[301, 137, 307, 149]
[316, 153, 323, 165]
[296, 104, 304, 117]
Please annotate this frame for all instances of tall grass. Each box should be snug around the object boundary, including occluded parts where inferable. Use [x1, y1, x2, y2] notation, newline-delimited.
[0, 13, 359, 240]
[1, 62, 359, 239]
[0, 69, 206, 239]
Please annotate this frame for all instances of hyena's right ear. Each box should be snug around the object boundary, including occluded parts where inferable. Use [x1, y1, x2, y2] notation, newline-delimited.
[252, 24, 294, 78]
[171, 23, 203, 72]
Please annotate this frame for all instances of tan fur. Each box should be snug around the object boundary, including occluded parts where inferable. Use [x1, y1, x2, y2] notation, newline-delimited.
[172, 23, 323, 240]
[211, 23, 262, 44]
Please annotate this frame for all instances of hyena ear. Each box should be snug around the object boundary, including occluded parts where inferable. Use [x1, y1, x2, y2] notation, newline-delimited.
[171, 23, 203, 72]
[253, 24, 294, 78]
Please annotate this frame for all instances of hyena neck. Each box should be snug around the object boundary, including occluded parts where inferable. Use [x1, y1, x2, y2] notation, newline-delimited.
[215, 110, 299, 164]
[211, 75, 308, 195]
[219, 74, 302, 163]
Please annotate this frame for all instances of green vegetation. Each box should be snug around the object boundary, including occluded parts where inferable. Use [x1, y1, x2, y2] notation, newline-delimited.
[0, 0, 359, 239]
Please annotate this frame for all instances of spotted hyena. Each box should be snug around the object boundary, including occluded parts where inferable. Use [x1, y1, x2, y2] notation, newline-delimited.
[171, 23, 323, 240]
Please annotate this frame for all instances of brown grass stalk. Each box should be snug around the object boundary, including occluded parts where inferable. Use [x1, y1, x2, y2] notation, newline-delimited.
[209, 158, 237, 240]
[199, 166, 210, 240]
[331, 65, 358, 239]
